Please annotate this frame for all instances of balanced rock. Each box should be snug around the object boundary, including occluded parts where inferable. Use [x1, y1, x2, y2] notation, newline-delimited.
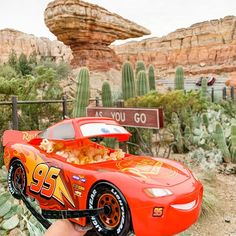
[44, 0, 150, 71]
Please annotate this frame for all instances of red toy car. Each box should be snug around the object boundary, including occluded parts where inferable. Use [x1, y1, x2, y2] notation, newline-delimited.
[2, 117, 203, 236]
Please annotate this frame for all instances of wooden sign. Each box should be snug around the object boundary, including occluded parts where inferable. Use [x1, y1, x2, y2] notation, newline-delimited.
[87, 107, 164, 129]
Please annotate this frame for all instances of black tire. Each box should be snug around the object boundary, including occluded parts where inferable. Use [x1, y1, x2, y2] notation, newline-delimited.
[88, 182, 131, 236]
[8, 159, 26, 199]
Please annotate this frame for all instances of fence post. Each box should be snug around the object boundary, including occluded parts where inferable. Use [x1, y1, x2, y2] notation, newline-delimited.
[211, 87, 214, 103]
[222, 87, 227, 100]
[116, 100, 124, 108]
[12, 96, 18, 130]
[231, 87, 235, 101]
[95, 97, 99, 107]
[62, 95, 68, 119]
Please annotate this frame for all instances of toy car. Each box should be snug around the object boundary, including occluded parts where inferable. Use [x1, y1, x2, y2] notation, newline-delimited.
[195, 76, 216, 86]
[2, 117, 203, 236]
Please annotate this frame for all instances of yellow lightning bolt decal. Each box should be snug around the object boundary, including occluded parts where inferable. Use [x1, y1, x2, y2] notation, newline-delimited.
[53, 175, 75, 207]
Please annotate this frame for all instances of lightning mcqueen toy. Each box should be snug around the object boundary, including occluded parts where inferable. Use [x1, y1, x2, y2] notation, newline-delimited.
[2, 117, 203, 236]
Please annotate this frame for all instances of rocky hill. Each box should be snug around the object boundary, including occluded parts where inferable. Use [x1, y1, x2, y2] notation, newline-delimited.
[113, 15, 236, 78]
[0, 28, 72, 64]
[0, 15, 235, 79]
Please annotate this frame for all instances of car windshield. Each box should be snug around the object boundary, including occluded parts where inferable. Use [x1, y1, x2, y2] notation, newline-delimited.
[80, 123, 129, 138]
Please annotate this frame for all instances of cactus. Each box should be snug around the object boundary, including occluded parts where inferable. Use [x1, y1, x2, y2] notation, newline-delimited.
[137, 71, 149, 96]
[171, 112, 184, 153]
[122, 62, 135, 100]
[174, 66, 184, 90]
[135, 61, 146, 77]
[201, 78, 208, 98]
[101, 81, 112, 107]
[148, 65, 156, 90]
[230, 124, 236, 163]
[73, 67, 90, 117]
[214, 123, 231, 163]
[202, 113, 209, 127]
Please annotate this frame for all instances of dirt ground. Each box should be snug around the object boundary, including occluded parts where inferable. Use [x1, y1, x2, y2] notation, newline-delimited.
[182, 173, 236, 236]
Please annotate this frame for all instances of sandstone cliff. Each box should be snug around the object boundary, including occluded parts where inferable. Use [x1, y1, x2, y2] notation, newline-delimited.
[113, 15, 236, 78]
[0, 28, 72, 64]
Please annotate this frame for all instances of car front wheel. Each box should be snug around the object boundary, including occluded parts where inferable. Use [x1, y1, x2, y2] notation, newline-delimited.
[8, 159, 26, 199]
[88, 182, 131, 236]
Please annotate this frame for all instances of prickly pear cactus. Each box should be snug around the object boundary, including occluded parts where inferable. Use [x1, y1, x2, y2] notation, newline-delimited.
[0, 166, 46, 236]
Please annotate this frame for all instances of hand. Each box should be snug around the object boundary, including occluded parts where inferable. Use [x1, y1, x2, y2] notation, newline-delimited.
[44, 220, 92, 236]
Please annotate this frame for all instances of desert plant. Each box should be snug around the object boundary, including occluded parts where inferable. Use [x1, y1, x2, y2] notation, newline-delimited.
[174, 66, 184, 90]
[102, 81, 112, 107]
[73, 67, 90, 117]
[230, 124, 236, 163]
[122, 62, 136, 100]
[136, 71, 149, 96]
[148, 65, 156, 91]
[201, 77, 208, 98]
[135, 61, 146, 77]
[214, 123, 231, 163]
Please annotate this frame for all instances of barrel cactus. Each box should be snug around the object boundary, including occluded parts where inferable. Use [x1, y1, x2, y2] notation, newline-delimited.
[73, 67, 90, 117]
[148, 65, 156, 91]
[102, 81, 112, 107]
[214, 123, 231, 163]
[174, 66, 184, 90]
[135, 61, 146, 77]
[122, 62, 135, 100]
[137, 71, 149, 96]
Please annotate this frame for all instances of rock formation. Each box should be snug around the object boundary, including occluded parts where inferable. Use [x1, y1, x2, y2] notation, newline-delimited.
[0, 28, 72, 64]
[113, 15, 236, 78]
[44, 0, 150, 71]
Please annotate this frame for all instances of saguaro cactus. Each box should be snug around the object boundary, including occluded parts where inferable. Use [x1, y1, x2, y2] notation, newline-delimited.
[122, 62, 135, 100]
[174, 66, 184, 90]
[214, 123, 231, 163]
[73, 67, 90, 117]
[135, 61, 146, 77]
[102, 81, 112, 107]
[148, 65, 156, 91]
[201, 78, 208, 98]
[137, 71, 149, 96]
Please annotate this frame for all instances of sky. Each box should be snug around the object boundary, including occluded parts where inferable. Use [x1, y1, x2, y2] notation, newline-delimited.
[0, 0, 235, 44]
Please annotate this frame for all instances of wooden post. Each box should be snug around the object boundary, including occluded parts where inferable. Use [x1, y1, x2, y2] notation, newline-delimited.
[95, 97, 99, 107]
[211, 87, 214, 103]
[12, 96, 18, 130]
[62, 95, 68, 119]
[231, 87, 234, 101]
[223, 87, 227, 100]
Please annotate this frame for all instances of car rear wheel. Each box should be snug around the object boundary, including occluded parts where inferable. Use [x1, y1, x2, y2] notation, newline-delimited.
[88, 182, 131, 236]
[8, 159, 26, 199]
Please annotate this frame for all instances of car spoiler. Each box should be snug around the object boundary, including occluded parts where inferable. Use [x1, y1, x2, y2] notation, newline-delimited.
[2, 130, 41, 147]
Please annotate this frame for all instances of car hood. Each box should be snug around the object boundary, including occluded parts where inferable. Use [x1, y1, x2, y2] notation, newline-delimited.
[93, 155, 191, 187]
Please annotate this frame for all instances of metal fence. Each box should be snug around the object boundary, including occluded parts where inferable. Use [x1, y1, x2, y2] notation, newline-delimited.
[0, 96, 100, 130]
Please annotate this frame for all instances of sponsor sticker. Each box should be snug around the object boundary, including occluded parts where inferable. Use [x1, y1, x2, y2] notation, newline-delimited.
[72, 175, 86, 183]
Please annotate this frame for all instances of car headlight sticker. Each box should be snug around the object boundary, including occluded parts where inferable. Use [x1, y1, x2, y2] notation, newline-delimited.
[145, 188, 173, 198]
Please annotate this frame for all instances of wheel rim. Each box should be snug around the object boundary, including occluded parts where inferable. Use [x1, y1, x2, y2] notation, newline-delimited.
[98, 193, 121, 228]
[13, 166, 25, 192]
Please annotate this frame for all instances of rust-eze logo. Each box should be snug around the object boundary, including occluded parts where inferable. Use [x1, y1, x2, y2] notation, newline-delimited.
[22, 132, 38, 142]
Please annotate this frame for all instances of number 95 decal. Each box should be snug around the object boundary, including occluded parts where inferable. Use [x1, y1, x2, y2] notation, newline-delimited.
[30, 163, 60, 198]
